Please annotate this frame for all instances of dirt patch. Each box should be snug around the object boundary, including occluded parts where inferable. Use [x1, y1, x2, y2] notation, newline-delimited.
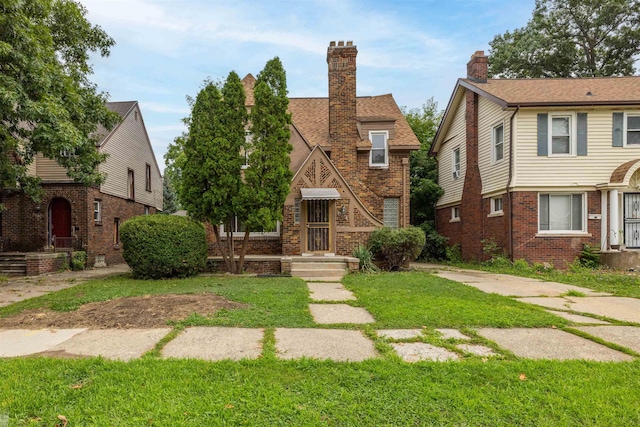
[0, 293, 245, 329]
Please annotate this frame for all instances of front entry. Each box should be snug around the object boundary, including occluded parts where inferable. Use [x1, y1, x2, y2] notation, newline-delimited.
[305, 199, 332, 253]
[49, 198, 72, 248]
[624, 193, 640, 248]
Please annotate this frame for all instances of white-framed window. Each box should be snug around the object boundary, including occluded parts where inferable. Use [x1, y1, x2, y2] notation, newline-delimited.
[383, 198, 399, 228]
[452, 147, 461, 179]
[493, 124, 504, 162]
[491, 197, 503, 214]
[144, 206, 150, 215]
[549, 112, 576, 155]
[369, 131, 388, 167]
[220, 216, 280, 236]
[93, 200, 101, 222]
[451, 206, 460, 222]
[538, 193, 585, 233]
[625, 113, 640, 145]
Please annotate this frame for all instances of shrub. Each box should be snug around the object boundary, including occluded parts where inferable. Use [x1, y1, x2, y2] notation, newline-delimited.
[418, 222, 448, 260]
[368, 226, 426, 270]
[445, 244, 462, 263]
[120, 215, 207, 279]
[70, 251, 86, 271]
[352, 244, 380, 273]
[578, 243, 600, 268]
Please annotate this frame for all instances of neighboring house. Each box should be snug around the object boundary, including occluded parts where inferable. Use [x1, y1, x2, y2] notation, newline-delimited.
[1, 101, 163, 271]
[430, 51, 640, 267]
[208, 41, 419, 267]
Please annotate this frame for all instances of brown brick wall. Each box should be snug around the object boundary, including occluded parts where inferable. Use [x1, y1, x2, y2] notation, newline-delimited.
[335, 231, 370, 256]
[207, 259, 281, 274]
[436, 206, 463, 249]
[25, 254, 67, 276]
[511, 191, 600, 267]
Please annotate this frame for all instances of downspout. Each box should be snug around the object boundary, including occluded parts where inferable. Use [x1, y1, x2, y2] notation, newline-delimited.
[507, 106, 519, 260]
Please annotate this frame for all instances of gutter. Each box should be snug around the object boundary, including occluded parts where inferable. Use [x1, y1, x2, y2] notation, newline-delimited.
[506, 106, 519, 260]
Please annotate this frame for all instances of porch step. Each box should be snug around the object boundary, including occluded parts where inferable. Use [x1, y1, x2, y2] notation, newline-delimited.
[0, 254, 27, 276]
[290, 260, 348, 280]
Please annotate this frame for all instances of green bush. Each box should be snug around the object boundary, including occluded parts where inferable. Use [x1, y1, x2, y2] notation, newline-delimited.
[70, 251, 86, 271]
[446, 244, 462, 263]
[352, 244, 380, 273]
[120, 215, 207, 279]
[418, 222, 448, 260]
[368, 226, 426, 270]
[578, 243, 600, 268]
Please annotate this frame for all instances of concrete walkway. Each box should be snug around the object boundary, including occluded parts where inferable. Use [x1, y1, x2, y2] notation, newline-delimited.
[0, 263, 639, 362]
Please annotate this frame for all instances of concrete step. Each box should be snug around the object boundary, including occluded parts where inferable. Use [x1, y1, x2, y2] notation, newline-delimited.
[0, 269, 27, 276]
[297, 276, 345, 282]
[291, 262, 348, 270]
[291, 269, 346, 278]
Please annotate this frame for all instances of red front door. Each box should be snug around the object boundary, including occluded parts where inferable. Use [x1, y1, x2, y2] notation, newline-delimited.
[50, 198, 71, 246]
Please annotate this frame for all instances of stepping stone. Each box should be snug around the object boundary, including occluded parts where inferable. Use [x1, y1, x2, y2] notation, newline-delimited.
[391, 342, 459, 362]
[275, 328, 376, 361]
[309, 304, 374, 324]
[456, 343, 497, 357]
[48, 328, 171, 361]
[0, 328, 87, 357]
[308, 282, 356, 301]
[477, 328, 633, 361]
[377, 329, 423, 340]
[162, 327, 263, 361]
[575, 326, 640, 353]
[545, 310, 609, 324]
[520, 297, 640, 323]
[435, 329, 470, 340]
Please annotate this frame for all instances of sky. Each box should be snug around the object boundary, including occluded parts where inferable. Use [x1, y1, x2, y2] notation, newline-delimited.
[80, 0, 536, 173]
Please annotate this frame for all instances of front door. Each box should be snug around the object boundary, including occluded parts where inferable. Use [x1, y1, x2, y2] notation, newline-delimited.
[624, 193, 640, 248]
[306, 199, 332, 253]
[49, 198, 71, 248]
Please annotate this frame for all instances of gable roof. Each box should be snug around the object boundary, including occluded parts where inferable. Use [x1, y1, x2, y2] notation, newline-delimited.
[288, 95, 419, 149]
[94, 101, 137, 146]
[431, 75, 640, 155]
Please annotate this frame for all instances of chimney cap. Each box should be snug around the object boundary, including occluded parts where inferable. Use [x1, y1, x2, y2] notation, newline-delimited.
[471, 50, 485, 59]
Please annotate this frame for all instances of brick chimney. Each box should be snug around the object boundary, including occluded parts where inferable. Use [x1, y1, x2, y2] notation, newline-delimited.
[467, 50, 488, 83]
[327, 41, 357, 173]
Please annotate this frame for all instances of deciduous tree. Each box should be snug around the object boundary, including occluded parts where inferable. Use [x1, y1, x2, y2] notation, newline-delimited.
[0, 0, 119, 206]
[489, 0, 640, 78]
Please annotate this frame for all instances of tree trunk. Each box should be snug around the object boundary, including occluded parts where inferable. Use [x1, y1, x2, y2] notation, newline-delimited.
[212, 224, 232, 273]
[237, 229, 251, 273]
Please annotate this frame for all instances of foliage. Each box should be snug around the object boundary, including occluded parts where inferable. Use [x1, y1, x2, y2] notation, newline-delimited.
[161, 176, 180, 214]
[352, 244, 380, 273]
[402, 99, 443, 226]
[446, 243, 463, 263]
[578, 243, 601, 268]
[241, 57, 293, 237]
[489, 0, 640, 78]
[120, 215, 207, 279]
[418, 221, 448, 260]
[368, 227, 426, 270]
[0, 0, 120, 206]
[70, 251, 86, 271]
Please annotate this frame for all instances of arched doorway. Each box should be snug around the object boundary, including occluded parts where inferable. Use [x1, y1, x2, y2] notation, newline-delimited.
[49, 198, 71, 248]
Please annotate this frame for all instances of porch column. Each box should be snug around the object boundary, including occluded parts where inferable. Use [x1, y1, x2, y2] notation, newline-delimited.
[601, 190, 608, 251]
[610, 189, 619, 248]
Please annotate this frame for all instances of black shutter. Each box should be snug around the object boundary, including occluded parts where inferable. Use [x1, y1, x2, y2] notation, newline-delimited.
[537, 113, 548, 156]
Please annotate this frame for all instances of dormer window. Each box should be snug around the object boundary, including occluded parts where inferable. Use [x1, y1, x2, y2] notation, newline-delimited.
[369, 131, 388, 167]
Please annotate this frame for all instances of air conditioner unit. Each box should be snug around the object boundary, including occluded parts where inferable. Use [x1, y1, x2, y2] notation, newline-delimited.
[453, 170, 460, 179]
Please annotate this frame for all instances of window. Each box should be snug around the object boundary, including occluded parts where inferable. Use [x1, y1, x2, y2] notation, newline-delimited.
[626, 114, 640, 145]
[113, 218, 120, 245]
[369, 131, 388, 167]
[221, 216, 280, 236]
[383, 198, 399, 228]
[493, 124, 504, 162]
[294, 198, 301, 224]
[93, 200, 101, 222]
[452, 147, 461, 179]
[539, 193, 584, 233]
[548, 113, 576, 155]
[127, 169, 135, 200]
[491, 197, 503, 214]
[242, 131, 252, 169]
[145, 164, 151, 192]
[451, 206, 460, 221]
[144, 206, 150, 215]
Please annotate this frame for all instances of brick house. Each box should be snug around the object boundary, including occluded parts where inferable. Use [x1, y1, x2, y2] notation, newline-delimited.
[209, 41, 419, 271]
[1, 101, 163, 273]
[430, 51, 640, 268]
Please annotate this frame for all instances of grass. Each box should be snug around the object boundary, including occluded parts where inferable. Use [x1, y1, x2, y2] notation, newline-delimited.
[0, 357, 639, 426]
[0, 274, 315, 328]
[344, 272, 567, 328]
[449, 259, 640, 298]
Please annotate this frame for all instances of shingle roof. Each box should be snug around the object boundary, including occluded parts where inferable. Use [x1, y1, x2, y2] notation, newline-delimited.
[288, 95, 419, 148]
[462, 76, 640, 106]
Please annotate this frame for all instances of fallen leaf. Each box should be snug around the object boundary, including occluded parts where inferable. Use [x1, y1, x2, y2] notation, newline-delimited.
[551, 325, 557, 329]
[224, 404, 234, 409]
[70, 384, 83, 389]
[57, 414, 68, 427]
[481, 357, 488, 363]
[519, 373, 527, 381]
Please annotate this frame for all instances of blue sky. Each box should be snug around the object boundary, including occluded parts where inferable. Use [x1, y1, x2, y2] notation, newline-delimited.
[80, 0, 536, 172]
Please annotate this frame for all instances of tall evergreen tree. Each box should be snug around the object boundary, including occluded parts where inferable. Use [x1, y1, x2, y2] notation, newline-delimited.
[1, 0, 119, 207]
[161, 177, 180, 214]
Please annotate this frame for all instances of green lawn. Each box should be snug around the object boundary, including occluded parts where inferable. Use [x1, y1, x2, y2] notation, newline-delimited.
[344, 272, 567, 328]
[0, 357, 639, 426]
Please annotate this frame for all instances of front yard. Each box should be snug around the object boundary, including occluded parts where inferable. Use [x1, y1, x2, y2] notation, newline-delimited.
[0, 270, 639, 426]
